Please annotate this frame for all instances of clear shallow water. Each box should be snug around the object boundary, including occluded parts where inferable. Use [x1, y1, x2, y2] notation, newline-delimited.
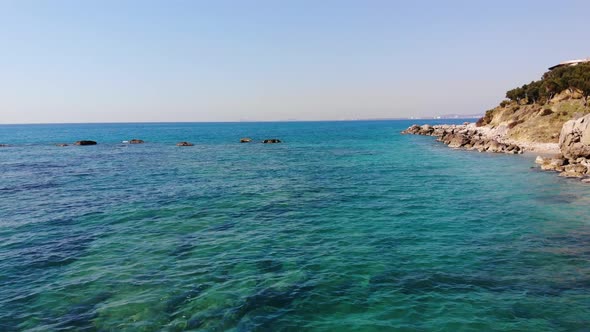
[1, 120, 589, 331]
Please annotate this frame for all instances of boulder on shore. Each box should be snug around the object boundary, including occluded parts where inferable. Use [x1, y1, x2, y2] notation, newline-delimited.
[176, 141, 194, 146]
[240, 138, 252, 143]
[129, 139, 145, 144]
[559, 164, 587, 178]
[447, 134, 469, 148]
[263, 139, 281, 144]
[75, 140, 97, 146]
[559, 114, 590, 161]
[535, 156, 567, 172]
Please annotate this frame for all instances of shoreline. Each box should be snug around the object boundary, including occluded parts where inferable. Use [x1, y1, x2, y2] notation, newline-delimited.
[402, 119, 590, 183]
[402, 122, 561, 155]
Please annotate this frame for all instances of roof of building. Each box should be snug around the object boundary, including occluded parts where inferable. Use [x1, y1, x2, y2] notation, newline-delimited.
[548, 58, 590, 70]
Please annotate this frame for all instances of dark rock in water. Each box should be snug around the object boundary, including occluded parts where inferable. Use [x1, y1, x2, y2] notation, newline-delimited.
[129, 139, 145, 144]
[0, 144, 9, 147]
[55, 143, 69, 147]
[176, 141, 194, 146]
[240, 137, 252, 143]
[74, 140, 97, 146]
[262, 139, 281, 144]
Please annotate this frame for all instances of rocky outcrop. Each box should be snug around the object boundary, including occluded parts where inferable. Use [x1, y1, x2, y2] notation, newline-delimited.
[176, 141, 194, 146]
[535, 156, 566, 172]
[559, 114, 590, 161]
[129, 139, 145, 144]
[75, 140, 97, 146]
[263, 139, 281, 144]
[535, 114, 590, 180]
[402, 124, 523, 154]
[240, 138, 252, 143]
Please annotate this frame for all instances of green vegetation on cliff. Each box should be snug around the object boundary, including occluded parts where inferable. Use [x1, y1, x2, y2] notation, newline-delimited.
[505, 63, 590, 105]
[476, 63, 590, 143]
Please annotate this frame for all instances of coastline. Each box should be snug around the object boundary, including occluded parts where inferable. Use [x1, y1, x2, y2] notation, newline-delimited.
[402, 116, 590, 182]
[402, 122, 561, 155]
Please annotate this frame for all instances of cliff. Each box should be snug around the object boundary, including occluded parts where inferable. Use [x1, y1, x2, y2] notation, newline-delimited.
[476, 89, 589, 144]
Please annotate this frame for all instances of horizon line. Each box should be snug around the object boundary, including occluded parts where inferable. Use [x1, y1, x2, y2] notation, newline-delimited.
[0, 116, 482, 126]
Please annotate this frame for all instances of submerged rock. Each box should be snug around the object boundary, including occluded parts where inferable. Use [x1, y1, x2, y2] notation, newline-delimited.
[176, 141, 194, 146]
[55, 143, 69, 147]
[129, 139, 145, 144]
[75, 140, 97, 146]
[240, 138, 252, 143]
[262, 139, 281, 144]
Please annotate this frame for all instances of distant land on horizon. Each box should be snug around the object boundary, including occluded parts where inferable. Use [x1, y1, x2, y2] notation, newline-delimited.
[0, 114, 484, 126]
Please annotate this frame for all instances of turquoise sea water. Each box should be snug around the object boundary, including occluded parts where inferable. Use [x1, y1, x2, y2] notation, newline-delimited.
[1, 120, 589, 331]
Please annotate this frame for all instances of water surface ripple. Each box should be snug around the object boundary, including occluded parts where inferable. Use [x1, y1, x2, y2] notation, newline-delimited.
[1, 121, 589, 331]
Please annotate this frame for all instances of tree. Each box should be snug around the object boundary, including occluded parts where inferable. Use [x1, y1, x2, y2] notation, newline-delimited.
[525, 81, 542, 104]
[505, 62, 590, 106]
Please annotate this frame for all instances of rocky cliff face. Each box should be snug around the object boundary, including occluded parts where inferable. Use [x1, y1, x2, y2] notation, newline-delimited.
[532, 114, 590, 180]
[477, 90, 588, 144]
[559, 114, 590, 161]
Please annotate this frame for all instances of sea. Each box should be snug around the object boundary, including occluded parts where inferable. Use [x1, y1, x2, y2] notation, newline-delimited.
[1, 120, 589, 331]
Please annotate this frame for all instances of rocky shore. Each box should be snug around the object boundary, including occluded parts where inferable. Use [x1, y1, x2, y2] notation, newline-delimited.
[535, 114, 590, 181]
[403, 113, 590, 183]
[401, 123, 524, 154]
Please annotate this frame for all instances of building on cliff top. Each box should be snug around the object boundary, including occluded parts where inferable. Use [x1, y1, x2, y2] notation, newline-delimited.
[548, 58, 590, 71]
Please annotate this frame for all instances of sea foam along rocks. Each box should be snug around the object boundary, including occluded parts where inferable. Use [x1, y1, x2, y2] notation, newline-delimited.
[75, 140, 97, 146]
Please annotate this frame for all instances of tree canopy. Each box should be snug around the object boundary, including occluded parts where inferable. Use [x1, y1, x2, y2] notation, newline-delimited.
[505, 62, 590, 105]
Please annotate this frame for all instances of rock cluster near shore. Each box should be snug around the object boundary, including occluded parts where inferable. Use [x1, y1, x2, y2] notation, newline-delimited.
[536, 114, 590, 179]
[401, 124, 523, 154]
[402, 115, 590, 183]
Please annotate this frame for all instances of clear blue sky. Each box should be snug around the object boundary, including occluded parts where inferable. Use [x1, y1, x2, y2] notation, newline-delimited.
[1, 0, 589, 123]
